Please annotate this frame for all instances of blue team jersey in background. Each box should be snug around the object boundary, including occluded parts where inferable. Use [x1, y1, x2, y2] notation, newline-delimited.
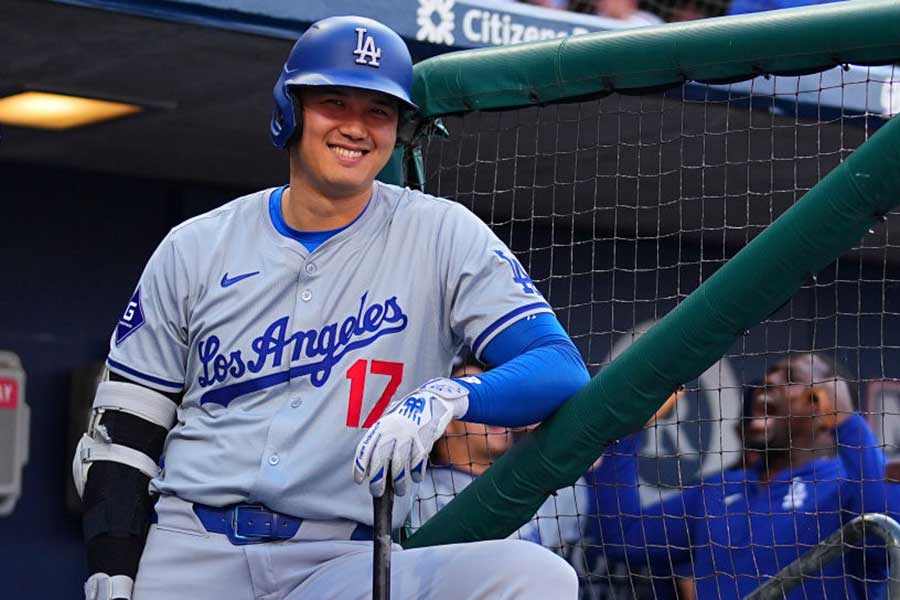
[587, 414, 887, 599]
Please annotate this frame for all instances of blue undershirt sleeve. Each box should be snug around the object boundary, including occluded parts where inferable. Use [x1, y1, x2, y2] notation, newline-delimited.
[587, 435, 692, 566]
[453, 312, 589, 426]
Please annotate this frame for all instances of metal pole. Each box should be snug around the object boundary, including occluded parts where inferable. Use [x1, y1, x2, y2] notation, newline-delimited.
[373, 478, 394, 600]
[744, 513, 900, 600]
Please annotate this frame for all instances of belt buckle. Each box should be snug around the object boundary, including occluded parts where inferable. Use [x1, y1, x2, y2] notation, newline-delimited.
[230, 504, 268, 543]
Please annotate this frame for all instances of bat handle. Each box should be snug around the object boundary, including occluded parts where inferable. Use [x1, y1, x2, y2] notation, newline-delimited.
[373, 477, 394, 600]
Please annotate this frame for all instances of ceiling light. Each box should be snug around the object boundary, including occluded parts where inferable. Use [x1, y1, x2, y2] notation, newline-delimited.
[0, 91, 142, 130]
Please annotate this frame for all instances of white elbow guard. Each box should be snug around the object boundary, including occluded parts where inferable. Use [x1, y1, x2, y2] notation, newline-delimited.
[72, 381, 177, 499]
[85, 572, 134, 600]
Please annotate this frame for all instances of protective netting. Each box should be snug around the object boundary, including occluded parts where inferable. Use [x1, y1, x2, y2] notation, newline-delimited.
[409, 65, 900, 598]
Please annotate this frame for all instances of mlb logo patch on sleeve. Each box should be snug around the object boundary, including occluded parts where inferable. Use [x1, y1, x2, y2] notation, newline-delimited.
[115, 288, 146, 345]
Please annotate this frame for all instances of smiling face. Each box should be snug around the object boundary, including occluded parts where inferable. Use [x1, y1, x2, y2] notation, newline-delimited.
[293, 86, 399, 202]
[744, 370, 811, 451]
[744, 357, 832, 452]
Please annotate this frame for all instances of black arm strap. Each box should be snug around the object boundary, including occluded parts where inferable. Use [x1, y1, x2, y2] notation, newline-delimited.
[83, 463, 155, 577]
[82, 374, 176, 578]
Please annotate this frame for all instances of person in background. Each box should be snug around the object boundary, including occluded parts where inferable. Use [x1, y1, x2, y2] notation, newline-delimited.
[569, 0, 665, 25]
[528, 0, 571, 9]
[585, 352, 887, 600]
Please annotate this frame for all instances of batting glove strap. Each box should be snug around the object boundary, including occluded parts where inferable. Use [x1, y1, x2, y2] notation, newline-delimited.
[420, 377, 469, 419]
[85, 573, 134, 600]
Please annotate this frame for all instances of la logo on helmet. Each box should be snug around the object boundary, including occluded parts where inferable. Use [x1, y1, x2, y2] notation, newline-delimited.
[354, 27, 382, 67]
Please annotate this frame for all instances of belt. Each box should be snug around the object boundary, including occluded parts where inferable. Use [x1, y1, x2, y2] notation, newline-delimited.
[193, 503, 375, 546]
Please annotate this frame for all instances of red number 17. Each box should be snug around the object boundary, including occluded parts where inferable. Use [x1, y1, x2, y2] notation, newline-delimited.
[345, 359, 404, 428]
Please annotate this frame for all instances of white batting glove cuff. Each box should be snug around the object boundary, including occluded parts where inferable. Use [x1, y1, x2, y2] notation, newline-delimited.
[85, 573, 134, 600]
[353, 378, 469, 498]
[420, 377, 469, 419]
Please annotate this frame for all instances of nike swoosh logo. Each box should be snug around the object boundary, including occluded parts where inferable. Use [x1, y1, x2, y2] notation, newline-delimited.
[220, 271, 260, 288]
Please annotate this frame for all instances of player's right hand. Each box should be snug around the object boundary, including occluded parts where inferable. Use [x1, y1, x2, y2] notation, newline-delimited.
[353, 378, 469, 497]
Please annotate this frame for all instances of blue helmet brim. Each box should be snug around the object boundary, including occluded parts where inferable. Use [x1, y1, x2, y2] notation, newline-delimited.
[284, 69, 418, 112]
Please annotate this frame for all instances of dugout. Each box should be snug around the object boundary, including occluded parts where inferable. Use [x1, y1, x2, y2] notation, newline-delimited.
[1, 1, 899, 598]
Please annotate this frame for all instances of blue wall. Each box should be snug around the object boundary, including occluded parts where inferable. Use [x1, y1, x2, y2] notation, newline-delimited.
[0, 162, 249, 597]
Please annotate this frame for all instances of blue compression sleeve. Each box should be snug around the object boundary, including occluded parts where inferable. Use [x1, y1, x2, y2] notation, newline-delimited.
[454, 312, 589, 426]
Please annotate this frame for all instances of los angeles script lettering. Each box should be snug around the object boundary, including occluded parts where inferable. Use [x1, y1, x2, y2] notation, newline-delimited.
[197, 293, 407, 392]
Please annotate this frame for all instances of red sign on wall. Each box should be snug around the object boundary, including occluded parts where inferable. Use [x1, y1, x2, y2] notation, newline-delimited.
[0, 377, 18, 409]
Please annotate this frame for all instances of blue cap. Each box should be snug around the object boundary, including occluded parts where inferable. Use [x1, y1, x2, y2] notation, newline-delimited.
[270, 16, 417, 148]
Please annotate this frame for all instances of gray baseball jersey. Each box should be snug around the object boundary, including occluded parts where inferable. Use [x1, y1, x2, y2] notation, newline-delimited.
[107, 181, 552, 527]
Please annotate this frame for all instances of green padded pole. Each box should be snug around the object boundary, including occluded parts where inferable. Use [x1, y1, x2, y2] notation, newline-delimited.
[376, 146, 425, 188]
[404, 114, 900, 549]
[376, 147, 405, 186]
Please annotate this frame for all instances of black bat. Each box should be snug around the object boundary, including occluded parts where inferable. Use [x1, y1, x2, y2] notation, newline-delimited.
[373, 477, 394, 600]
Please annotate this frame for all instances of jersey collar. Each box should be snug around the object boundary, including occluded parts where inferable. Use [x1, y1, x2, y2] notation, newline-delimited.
[266, 184, 379, 255]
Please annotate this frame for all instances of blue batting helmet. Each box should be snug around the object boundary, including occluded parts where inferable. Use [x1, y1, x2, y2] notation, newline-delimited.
[270, 16, 417, 149]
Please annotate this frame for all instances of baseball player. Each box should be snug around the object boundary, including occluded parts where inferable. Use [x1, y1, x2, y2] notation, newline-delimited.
[586, 353, 887, 600]
[73, 16, 590, 600]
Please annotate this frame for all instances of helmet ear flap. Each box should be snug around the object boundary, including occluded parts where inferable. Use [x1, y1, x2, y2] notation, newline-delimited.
[271, 80, 302, 148]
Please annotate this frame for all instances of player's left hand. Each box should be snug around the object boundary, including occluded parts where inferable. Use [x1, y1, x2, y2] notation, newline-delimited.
[353, 378, 469, 497]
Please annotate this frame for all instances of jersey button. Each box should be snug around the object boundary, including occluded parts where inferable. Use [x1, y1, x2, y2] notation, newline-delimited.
[305, 263, 317, 274]
[301, 290, 312, 302]
[268, 455, 280, 466]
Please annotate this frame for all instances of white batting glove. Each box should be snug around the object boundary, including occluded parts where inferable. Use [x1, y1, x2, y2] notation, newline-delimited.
[85, 573, 133, 600]
[353, 378, 469, 497]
